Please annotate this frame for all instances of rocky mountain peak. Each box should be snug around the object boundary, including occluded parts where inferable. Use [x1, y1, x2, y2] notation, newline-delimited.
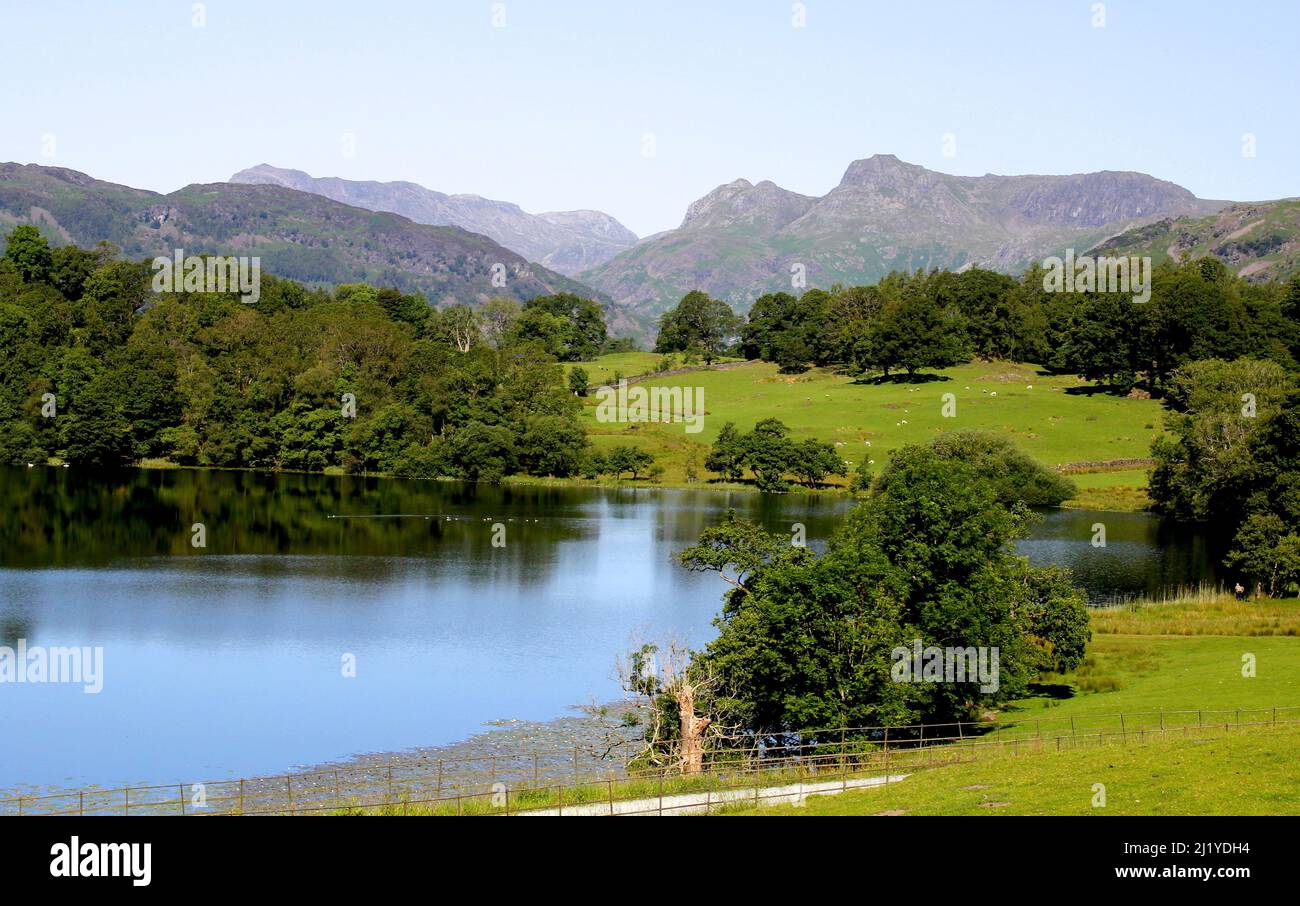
[582, 153, 1225, 316]
[680, 178, 814, 231]
[836, 154, 929, 187]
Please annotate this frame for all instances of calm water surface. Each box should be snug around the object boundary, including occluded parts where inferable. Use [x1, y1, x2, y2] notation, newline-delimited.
[0, 467, 1220, 790]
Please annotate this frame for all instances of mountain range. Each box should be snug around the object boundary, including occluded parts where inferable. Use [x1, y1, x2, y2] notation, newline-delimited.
[4, 156, 1295, 343]
[0, 162, 594, 307]
[578, 154, 1228, 316]
[230, 164, 638, 276]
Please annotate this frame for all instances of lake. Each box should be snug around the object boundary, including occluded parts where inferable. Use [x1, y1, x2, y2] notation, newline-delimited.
[0, 466, 1222, 791]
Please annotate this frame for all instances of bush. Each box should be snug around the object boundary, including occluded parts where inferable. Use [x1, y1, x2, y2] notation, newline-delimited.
[882, 431, 1075, 507]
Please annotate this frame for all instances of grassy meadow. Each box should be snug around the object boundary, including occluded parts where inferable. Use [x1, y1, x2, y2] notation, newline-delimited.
[723, 594, 1300, 816]
[564, 357, 1162, 509]
[736, 723, 1300, 816]
[562, 351, 666, 386]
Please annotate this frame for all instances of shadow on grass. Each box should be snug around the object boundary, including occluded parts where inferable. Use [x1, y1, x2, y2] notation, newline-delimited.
[1062, 383, 1130, 396]
[1024, 682, 1077, 700]
[851, 373, 953, 386]
[988, 683, 1080, 719]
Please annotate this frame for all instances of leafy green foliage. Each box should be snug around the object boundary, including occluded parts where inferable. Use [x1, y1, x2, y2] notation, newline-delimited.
[885, 431, 1077, 507]
[1149, 359, 1295, 524]
[3, 225, 54, 284]
[669, 439, 1090, 738]
[654, 290, 741, 364]
[567, 366, 589, 397]
[728, 260, 1297, 393]
[1226, 514, 1300, 598]
[857, 284, 968, 377]
[521, 293, 608, 361]
[702, 418, 845, 490]
[0, 234, 590, 481]
[604, 445, 654, 480]
[703, 421, 746, 481]
[1151, 361, 1300, 595]
[742, 418, 795, 492]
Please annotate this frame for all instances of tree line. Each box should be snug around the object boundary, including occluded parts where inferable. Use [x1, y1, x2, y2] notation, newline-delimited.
[1148, 357, 1300, 596]
[0, 226, 646, 483]
[653, 260, 1300, 389]
[704, 419, 846, 491]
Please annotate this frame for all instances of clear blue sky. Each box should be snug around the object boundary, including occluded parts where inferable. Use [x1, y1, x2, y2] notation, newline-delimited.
[3, 0, 1296, 237]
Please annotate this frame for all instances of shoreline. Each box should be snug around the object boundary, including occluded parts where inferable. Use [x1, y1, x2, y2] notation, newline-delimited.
[23, 459, 1154, 515]
[1, 702, 645, 815]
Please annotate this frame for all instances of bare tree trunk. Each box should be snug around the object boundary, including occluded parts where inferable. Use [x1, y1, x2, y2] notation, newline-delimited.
[677, 683, 710, 775]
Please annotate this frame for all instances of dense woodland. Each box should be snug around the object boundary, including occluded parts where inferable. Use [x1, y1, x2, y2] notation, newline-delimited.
[0, 226, 623, 481]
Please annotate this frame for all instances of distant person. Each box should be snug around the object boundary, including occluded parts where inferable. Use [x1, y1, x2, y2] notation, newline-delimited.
[1234, 582, 1247, 601]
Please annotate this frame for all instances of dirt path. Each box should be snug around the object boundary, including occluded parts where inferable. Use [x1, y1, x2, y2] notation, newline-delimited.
[519, 772, 910, 816]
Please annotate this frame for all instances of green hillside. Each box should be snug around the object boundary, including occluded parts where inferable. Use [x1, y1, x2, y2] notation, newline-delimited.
[0, 163, 596, 305]
[1089, 198, 1300, 282]
[574, 358, 1162, 507]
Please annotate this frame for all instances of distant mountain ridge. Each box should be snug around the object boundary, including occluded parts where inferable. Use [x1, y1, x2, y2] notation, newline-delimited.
[581, 154, 1228, 316]
[230, 164, 638, 276]
[3, 157, 1277, 346]
[0, 162, 601, 308]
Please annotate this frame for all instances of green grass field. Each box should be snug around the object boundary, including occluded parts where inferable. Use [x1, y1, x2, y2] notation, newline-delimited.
[722, 597, 1300, 815]
[1092, 594, 1300, 637]
[562, 351, 666, 386]
[737, 724, 1300, 816]
[998, 634, 1297, 720]
[568, 358, 1163, 507]
[967, 594, 1300, 734]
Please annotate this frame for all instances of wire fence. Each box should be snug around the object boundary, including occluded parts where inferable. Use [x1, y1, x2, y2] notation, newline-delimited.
[3, 705, 1295, 816]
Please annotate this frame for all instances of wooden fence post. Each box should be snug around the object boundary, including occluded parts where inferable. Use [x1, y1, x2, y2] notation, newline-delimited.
[884, 729, 890, 784]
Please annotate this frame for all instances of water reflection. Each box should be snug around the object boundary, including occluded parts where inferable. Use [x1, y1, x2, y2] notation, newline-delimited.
[0, 466, 1220, 789]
